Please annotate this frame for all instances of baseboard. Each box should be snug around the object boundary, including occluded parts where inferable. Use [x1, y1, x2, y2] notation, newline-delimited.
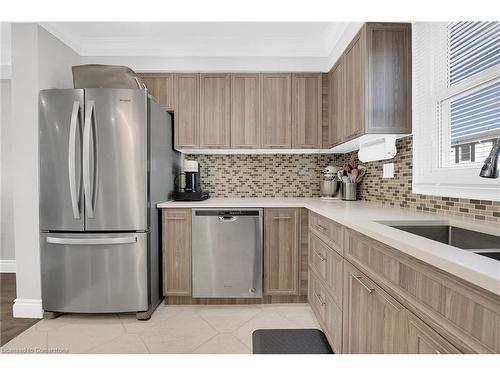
[0, 260, 16, 273]
[13, 298, 43, 319]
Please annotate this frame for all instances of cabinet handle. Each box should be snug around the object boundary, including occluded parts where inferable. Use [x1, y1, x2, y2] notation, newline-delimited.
[273, 216, 293, 220]
[315, 250, 326, 262]
[314, 292, 326, 306]
[316, 224, 327, 231]
[166, 216, 186, 220]
[353, 275, 375, 294]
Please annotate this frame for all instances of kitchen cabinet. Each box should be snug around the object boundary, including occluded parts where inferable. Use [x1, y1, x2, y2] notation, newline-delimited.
[408, 314, 461, 354]
[264, 208, 300, 295]
[326, 59, 344, 147]
[326, 23, 412, 148]
[140, 73, 175, 111]
[292, 73, 322, 148]
[163, 209, 192, 296]
[174, 73, 199, 148]
[344, 227, 500, 353]
[199, 73, 231, 148]
[231, 73, 261, 148]
[342, 261, 408, 353]
[261, 73, 292, 148]
[344, 31, 365, 140]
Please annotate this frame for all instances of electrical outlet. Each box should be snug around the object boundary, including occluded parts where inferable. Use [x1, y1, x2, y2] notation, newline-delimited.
[383, 163, 394, 178]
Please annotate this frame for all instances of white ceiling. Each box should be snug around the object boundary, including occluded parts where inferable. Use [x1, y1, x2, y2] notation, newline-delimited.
[40, 22, 350, 57]
[1, 22, 363, 75]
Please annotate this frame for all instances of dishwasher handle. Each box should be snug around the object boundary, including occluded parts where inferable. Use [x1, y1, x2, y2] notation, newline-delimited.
[218, 216, 237, 222]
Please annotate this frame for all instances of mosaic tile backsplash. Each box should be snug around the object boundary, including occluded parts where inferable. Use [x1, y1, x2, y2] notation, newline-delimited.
[186, 136, 500, 223]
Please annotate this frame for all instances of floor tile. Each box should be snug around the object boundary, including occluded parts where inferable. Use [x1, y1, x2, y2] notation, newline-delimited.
[196, 305, 261, 333]
[140, 312, 217, 354]
[192, 333, 251, 354]
[233, 310, 299, 348]
[88, 333, 149, 354]
[1, 326, 48, 354]
[47, 317, 125, 354]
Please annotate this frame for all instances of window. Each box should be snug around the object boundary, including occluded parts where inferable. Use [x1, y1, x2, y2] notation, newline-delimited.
[413, 22, 500, 200]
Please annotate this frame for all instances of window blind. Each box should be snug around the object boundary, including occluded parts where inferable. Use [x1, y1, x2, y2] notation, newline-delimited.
[450, 81, 500, 144]
[448, 21, 500, 85]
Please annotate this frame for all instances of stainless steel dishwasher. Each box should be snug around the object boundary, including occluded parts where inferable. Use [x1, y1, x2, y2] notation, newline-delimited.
[192, 208, 263, 298]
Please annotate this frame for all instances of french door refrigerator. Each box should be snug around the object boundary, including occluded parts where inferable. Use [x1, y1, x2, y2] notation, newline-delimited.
[39, 88, 180, 319]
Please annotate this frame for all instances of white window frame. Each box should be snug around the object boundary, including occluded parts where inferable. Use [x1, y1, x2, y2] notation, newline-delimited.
[412, 22, 500, 201]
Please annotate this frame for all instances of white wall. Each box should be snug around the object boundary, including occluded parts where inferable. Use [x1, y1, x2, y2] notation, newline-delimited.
[11, 24, 80, 318]
[1, 79, 16, 268]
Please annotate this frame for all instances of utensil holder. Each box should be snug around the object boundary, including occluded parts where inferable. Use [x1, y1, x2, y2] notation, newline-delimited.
[342, 182, 357, 201]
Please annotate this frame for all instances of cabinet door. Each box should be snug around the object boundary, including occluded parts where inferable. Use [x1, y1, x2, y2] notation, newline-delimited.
[292, 73, 322, 148]
[264, 208, 299, 295]
[365, 23, 412, 134]
[174, 73, 199, 148]
[408, 314, 461, 354]
[140, 74, 175, 111]
[327, 59, 345, 147]
[344, 31, 365, 140]
[309, 270, 343, 353]
[231, 73, 261, 148]
[343, 261, 408, 353]
[163, 209, 192, 296]
[261, 73, 291, 148]
[199, 73, 230, 148]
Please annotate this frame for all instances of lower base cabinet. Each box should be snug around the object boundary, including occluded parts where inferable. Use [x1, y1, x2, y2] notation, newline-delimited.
[342, 261, 408, 354]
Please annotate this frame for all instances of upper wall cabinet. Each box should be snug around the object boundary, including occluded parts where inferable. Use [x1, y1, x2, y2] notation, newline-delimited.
[327, 59, 345, 147]
[231, 73, 262, 148]
[261, 73, 292, 148]
[292, 73, 322, 148]
[140, 73, 175, 111]
[199, 73, 231, 148]
[326, 23, 412, 148]
[174, 73, 200, 148]
[344, 32, 365, 141]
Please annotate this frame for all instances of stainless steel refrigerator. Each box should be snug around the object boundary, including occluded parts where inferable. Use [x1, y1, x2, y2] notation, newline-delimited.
[39, 88, 180, 319]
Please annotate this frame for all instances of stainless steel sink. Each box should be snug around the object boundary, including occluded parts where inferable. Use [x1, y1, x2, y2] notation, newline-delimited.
[380, 222, 500, 261]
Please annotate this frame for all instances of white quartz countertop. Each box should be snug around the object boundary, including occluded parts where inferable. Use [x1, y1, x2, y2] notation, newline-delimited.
[158, 198, 500, 296]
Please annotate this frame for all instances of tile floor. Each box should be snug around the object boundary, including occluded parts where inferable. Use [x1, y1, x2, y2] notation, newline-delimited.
[0, 303, 320, 354]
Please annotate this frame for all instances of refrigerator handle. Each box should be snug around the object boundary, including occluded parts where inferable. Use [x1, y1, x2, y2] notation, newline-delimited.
[46, 236, 137, 245]
[68, 101, 81, 219]
[83, 100, 96, 218]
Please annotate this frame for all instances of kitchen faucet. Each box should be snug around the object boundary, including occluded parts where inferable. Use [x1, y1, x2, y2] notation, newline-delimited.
[480, 138, 500, 178]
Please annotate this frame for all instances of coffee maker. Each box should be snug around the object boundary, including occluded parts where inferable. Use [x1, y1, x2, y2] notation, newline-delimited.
[174, 160, 210, 201]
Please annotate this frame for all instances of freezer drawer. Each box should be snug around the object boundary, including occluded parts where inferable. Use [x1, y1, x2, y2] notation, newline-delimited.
[192, 208, 263, 298]
[41, 232, 148, 313]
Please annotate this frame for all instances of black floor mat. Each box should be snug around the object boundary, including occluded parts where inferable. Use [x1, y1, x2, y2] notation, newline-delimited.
[252, 329, 334, 354]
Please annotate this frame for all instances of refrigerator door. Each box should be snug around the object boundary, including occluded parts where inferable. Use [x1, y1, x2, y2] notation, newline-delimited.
[40, 232, 148, 313]
[83, 88, 148, 231]
[39, 89, 85, 231]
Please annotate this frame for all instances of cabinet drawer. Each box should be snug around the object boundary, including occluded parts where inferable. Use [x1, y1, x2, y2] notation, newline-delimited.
[309, 232, 343, 308]
[309, 268, 343, 353]
[309, 212, 343, 253]
[344, 228, 500, 353]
